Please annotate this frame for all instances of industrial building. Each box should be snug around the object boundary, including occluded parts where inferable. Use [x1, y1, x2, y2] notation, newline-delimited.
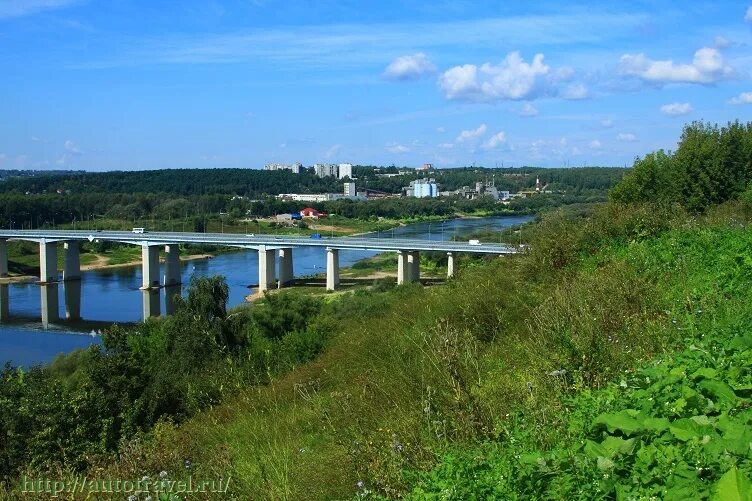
[405, 178, 439, 198]
[442, 180, 510, 201]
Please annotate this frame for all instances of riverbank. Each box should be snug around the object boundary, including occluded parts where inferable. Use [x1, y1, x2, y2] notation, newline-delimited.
[0, 252, 215, 285]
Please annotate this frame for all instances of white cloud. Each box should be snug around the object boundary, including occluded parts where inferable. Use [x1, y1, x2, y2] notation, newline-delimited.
[660, 102, 693, 116]
[714, 36, 731, 49]
[455, 124, 487, 144]
[64, 140, 82, 155]
[729, 92, 752, 105]
[438, 52, 552, 102]
[482, 131, 507, 149]
[386, 143, 410, 153]
[519, 103, 538, 117]
[0, 0, 82, 19]
[383, 53, 436, 81]
[561, 83, 589, 100]
[589, 140, 602, 149]
[617, 133, 638, 142]
[325, 144, 342, 159]
[436, 126, 446, 133]
[78, 12, 648, 69]
[746, 6, 752, 22]
[438, 143, 454, 149]
[601, 119, 614, 128]
[619, 47, 734, 85]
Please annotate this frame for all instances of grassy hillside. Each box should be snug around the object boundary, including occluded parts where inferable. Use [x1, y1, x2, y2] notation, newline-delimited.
[11, 200, 738, 499]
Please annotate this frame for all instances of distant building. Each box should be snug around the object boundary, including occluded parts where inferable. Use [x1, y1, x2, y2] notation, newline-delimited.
[300, 207, 327, 219]
[441, 179, 510, 200]
[344, 182, 356, 197]
[406, 178, 439, 198]
[277, 193, 337, 202]
[264, 162, 301, 174]
[338, 163, 353, 179]
[419, 163, 433, 171]
[314, 163, 338, 178]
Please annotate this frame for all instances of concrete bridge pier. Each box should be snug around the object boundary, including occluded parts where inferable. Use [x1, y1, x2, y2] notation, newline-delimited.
[408, 251, 420, 282]
[397, 250, 409, 285]
[63, 241, 81, 281]
[141, 245, 160, 290]
[326, 248, 340, 291]
[164, 245, 181, 286]
[40, 284, 59, 328]
[447, 252, 456, 278]
[0, 239, 8, 277]
[258, 246, 276, 292]
[39, 240, 58, 283]
[278, 248, 294, 288]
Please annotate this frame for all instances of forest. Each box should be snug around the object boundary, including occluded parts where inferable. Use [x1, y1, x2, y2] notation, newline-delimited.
[0, 165, 626, 229]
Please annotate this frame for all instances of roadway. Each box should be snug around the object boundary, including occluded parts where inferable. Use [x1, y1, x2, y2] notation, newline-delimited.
[0, 230, 517, 255]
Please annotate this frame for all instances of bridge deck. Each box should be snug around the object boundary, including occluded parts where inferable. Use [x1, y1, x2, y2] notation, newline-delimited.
[0, 230, 516, 254]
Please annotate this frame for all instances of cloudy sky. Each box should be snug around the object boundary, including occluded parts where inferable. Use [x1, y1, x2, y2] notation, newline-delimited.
[1, 0, 751, 170]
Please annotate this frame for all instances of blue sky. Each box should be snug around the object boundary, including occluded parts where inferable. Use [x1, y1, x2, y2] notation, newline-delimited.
[1, 0, 751, 171]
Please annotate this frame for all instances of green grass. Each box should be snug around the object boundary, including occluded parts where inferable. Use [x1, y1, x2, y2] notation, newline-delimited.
[8, 202, 752, 500]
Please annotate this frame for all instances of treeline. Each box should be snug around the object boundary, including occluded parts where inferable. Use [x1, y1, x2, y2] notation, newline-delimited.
[0, 168, 342, 197]
[611, 120, 752, 211]
[354, 166, 628, 194]
[0, 166, 627, 198]
[0, 193, 483, 229]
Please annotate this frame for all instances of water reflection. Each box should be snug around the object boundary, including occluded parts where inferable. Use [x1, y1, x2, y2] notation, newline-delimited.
[64, 280, 82, 321]
[0, 284, 9, 322]
[40, 284, 60, 328]
[142, 289, 161, 319]
[165, 285, 181, 316]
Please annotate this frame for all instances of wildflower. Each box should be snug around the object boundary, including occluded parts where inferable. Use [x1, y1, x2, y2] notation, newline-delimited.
[356, 480, 365, 489]
[184, 459, 192, 469]
[159, 471, 168, 479]
[548, 369, 566, 377]
[127, 496, 138, 501]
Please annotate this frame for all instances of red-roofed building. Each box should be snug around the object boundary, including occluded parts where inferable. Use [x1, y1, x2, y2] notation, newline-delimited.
[300, 207, 327, 219]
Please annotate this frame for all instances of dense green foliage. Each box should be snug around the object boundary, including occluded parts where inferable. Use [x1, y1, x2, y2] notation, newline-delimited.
[405, 224, 752, 499]
[0, 165, 625, 228]
[0, 166, 626, 198]
[611, 121, 752, 212]
[0, 277, 350, 483]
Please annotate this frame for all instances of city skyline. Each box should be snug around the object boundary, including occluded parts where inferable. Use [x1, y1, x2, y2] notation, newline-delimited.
[1, 0, 751, 171]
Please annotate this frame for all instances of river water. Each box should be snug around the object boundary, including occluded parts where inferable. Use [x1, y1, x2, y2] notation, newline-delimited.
[0, 215, 531, 366]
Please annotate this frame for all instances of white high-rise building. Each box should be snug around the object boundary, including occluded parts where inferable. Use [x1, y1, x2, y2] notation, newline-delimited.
[314, 163, 338, 178]
[264, 162, 301, 174]
[344, 182, 356, 197]
[338, 163, 353, 179]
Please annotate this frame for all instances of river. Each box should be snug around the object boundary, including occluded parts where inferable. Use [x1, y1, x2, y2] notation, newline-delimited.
[0, 215, 532, 367]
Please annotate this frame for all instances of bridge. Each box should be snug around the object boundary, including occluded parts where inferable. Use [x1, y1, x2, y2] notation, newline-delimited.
[0, 230, 516, 317]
